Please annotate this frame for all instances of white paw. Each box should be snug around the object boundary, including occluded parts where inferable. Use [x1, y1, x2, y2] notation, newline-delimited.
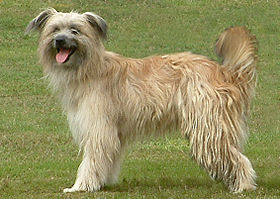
[63, 187, 79, 193]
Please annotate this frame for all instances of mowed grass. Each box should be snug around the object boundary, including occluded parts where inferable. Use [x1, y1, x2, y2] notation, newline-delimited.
[0, 0, 279, 198]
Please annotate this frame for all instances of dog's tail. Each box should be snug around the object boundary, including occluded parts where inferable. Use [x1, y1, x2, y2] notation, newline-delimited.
[215, 26, 257, 103]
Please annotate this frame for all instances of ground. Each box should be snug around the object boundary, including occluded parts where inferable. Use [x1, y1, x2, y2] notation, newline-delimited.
[0, 0, 279, 198]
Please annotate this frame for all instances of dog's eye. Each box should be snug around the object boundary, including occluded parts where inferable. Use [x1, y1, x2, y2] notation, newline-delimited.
[53, 27, 60, 33]
[71, 28, 80, 35]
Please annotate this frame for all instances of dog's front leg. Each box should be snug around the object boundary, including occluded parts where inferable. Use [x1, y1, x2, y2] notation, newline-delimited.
[64, 120, 121, 193]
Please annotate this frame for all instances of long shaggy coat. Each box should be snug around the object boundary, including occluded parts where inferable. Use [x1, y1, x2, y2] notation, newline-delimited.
[26, 8, 257, 193]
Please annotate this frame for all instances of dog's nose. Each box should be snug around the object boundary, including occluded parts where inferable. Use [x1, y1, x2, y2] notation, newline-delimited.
[54, 35, 67, 47]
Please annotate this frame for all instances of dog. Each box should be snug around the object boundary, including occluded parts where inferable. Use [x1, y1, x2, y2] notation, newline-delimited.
[25, 8, 258, 193]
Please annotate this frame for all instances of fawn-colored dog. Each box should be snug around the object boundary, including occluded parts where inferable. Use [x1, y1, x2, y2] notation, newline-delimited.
[26, 8, 257, 193]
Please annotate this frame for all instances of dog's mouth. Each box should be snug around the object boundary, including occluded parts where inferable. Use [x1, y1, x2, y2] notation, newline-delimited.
[56, 48, 76, 64]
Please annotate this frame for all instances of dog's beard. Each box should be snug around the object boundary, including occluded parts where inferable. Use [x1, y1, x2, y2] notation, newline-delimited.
[40, 40, 83, 70]
[52, 33, 79, 65]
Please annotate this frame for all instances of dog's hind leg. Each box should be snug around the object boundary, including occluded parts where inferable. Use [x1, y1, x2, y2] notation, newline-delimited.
[63, 123, 121, 193]
[225, 146, 257, 192]
[105, 151, 123, 185]
[182, 94, 256, 192]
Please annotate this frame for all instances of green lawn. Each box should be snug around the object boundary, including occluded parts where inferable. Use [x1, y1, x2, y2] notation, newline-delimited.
[0, 0, 279, 198]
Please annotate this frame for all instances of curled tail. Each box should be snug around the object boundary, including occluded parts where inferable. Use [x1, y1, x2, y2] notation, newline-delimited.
[215, 26, 258, 104]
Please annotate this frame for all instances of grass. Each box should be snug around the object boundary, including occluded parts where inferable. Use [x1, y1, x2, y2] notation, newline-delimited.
[0, 0, 279, 198]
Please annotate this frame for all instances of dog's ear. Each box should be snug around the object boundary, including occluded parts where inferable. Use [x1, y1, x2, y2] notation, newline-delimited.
[83, 12, 107, 40]
[25, 8, 57, 34]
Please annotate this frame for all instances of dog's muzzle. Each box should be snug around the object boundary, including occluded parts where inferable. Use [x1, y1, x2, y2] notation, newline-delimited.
[54, 34, 77, 64]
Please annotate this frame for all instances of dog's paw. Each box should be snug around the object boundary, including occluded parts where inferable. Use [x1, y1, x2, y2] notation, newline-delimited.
[63, 187, 79, 193]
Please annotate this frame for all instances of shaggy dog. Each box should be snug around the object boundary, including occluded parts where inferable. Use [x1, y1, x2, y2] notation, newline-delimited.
[26, 8, 257, 193]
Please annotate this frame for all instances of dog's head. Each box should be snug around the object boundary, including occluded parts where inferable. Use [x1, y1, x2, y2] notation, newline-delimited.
[26, 8, 107, 69]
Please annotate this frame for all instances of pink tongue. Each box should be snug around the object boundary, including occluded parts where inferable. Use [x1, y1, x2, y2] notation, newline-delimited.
[56, 49, 71, 63]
